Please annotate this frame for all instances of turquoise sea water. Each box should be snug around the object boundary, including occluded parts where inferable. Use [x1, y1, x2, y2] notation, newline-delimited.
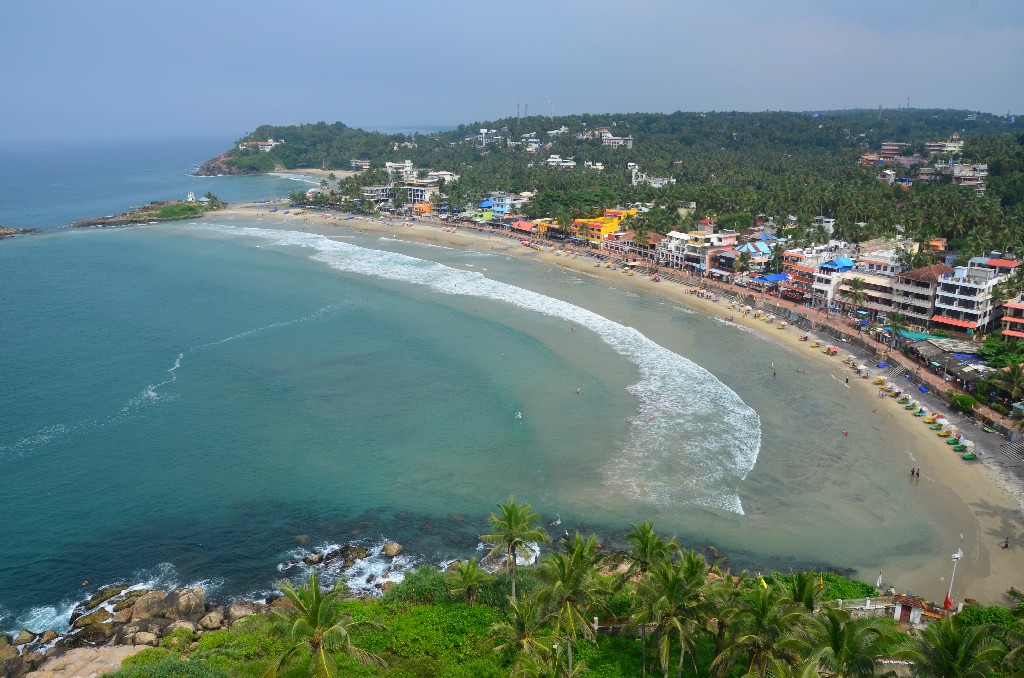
[0, 143, 974, 633]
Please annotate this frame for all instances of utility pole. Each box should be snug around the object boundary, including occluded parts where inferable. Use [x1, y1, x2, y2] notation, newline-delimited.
[524, 101, 528, 118]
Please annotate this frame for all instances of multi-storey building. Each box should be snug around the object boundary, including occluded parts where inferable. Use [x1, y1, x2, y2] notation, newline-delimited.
[933, 257, 1020, 334]
[1000, 295, 1024, 340]
[656, 231, 738, 273]
[924, 132, 965, 157]
[892, 264, 956, 331]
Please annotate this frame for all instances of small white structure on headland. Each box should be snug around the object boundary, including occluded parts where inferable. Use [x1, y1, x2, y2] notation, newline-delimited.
[186, 192, 196, 203]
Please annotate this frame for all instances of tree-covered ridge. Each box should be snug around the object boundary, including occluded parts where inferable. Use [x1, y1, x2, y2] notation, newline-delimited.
[101, 501, 1024, 678]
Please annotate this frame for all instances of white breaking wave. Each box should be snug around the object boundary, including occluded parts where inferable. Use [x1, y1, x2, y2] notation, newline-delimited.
[267, 172, 320, 185]
[193, 224, 761, 514]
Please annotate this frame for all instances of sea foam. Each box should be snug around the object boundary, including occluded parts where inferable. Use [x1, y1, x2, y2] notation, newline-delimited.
[193, 224, 761, 514]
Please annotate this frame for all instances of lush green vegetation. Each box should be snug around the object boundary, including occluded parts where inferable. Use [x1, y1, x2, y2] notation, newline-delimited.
[105, 502, 1024, 677]
[231, 109, 1024, 258]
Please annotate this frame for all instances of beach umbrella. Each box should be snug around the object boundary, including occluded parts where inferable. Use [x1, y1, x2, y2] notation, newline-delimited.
[936, 418, 948, 425]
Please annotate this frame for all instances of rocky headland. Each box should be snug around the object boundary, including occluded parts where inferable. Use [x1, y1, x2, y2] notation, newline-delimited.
[0, 226, 32, 240]
[0, 541, 405, 678]
[71, 201, 220, 229]
[193, 153, 255, 177]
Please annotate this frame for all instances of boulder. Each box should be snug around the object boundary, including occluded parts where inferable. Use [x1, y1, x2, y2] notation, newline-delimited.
[114, 589, 148, 612]
[130, 591, 167, 621]
[72, 608, 112, 629]
[269, 596, 295, 611]
[337, 544, 369, 568]
[39, 630, 59, 644]
[0, 641, 18, 662]
[303, 553, 324, 565]
[167, 620, 197, 634]
[198, 608, 225, 631]
[382, 542, 403, 558]
[134, 632, 160, 647]
[226, 600, 265, 626]
[14, 629, 36, 645]
[112, 607, 133, 623]
[73, 622, 114, 646]
[163, 588, 205, 622]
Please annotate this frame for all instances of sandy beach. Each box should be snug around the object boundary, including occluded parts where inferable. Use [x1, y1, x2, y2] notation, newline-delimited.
[219, 203, 1024, 606]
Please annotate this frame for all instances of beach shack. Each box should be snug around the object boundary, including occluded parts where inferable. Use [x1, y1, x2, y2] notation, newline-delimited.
[891, 594, 948, 626]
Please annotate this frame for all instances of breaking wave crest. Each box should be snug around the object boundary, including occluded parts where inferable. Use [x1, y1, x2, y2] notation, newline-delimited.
[194, 224, 761, 514]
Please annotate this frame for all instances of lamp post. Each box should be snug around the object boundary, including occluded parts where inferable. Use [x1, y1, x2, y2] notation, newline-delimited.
[946, 546, 963, 614]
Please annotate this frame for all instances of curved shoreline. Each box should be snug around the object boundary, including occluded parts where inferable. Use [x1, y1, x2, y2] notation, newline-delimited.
[216, 203, 1024, 607]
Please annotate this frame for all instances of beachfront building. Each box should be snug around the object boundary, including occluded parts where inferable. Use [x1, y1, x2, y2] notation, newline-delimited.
[570, 208, 638, 246]
[404, 177, 439, 205]
[933, 257, 1020, 334]
[350, 159, 371, 170]
[656, 230, 738, 274]
[778, 249, 826, 304]
[1000, 295, 1024, 341]
[811, 256, 855, 311]
[604, 230, 665, 262]
[892, 263, 957, 331]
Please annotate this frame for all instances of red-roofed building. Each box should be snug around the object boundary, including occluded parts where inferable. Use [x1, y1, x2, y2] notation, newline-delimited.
[1001, 297, 1024, 340]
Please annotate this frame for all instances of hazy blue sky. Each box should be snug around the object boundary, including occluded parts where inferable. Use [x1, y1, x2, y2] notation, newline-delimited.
[4, 0, 1023, 142]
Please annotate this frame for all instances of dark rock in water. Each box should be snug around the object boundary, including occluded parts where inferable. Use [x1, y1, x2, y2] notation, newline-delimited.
[382, 542, 403, 558]
[13, 630, 36, 646]
[163, 588, 205, 622]
[68, 622, 115, 647]
[130, 591, 167, 621]
[71, 609, 112, 630]
[85, 584, 130, 610]
[303, 553, 324, 565]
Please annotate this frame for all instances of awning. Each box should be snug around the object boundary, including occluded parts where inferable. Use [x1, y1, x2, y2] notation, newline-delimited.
[931, 361, 941, 367]
[763, 273, 790, 283]
[692, 264, 706, 270]
[511, 221, 536, 232]
[932, 315, 978, 329]
[1003, 329, 1024, 339]
[709, 268, 731, 276]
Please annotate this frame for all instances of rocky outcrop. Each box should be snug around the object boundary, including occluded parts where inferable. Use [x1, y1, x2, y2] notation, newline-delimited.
[0, 226, 32, 241]
[382, 542, 404, 558]
[198, 607, 225, 631]
[194, 153, 255, 177]
[130, 591, 167, 621]
[163, 588, 205, 623]
[226, 600, 266, 625]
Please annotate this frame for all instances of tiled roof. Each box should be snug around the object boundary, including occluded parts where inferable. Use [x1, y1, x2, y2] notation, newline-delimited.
[899, 263, 955, 283]
[932, 315, 978, 329]
[987, 258, 1020, 268]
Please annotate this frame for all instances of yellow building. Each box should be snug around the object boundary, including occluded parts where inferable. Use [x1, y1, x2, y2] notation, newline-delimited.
[570, 208, 638, 244]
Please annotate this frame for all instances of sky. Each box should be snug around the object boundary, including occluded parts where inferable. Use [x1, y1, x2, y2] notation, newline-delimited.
[3, 0, 1023, 143]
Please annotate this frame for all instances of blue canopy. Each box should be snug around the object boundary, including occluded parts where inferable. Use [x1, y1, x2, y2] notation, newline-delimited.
[763, 273, 790, 283]
[478, 198, 493, 208]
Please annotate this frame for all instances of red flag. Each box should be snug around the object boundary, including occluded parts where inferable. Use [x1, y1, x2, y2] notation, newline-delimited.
[944, 594, 952, 611]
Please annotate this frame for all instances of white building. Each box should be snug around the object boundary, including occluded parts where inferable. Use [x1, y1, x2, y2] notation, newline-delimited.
[933, 256, 1020, 334]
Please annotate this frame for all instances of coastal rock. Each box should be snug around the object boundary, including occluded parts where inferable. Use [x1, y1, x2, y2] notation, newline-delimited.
[226, 601, 265, 626]
[269, 597, 295, 611]
[22, 646, 144, 678]
[38, 631, 58, 645]
[382, 542, 403, 558]
[85, 584, 130, 610]
[194, 153, 254, 177]
[0, 641, 18, 662]
[112, 607, 133, 623]
[198, 608, 225, 630]
[163, 588, 205, 622]
[133, 632, 160, 647]
[167, 620, 197, 634]
[70, 622, 114, 647]
[71, 608, 112, 630]
[114, 589, 148, 612]
[14, 630, 36, 646]
[303, 553, 324, 565]
[130, 591, 167, 621]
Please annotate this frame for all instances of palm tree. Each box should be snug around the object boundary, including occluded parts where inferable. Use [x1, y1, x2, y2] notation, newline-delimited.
[902, 616, 1004, 677]
[536, 532, 605, 675]
[783, 572, 824, 613]
[260, 571, 384, 678]
[810, 606, 893, 677]
[447, 557, 494, 607]
[714, 586, 810, 677]
[481, 496, 549, 600]
[886, 311, 909, 352]
[638, 551, 714, 678]
[490, 595, 553, 664]
[842, 277, 869, 316]
[992, 362, 1024, 402]
[620, 521, 680, 677]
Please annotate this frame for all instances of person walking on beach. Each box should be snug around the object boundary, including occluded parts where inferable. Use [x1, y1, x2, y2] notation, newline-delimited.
[1004, 537, 1011, 549]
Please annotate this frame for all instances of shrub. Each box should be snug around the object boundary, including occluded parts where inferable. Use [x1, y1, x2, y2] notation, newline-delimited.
[990, 402, 1010, 416]
[120, 647, 172, 668]
[952, 394, 978, 414]
[954, 603, 1018, 630]
[109, 656, 227, 678]
[383, 565, 455, 605]
[160, 626, 195, 652]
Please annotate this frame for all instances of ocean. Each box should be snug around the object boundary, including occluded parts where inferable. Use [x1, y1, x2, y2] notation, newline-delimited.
[0, 139, 969, 634]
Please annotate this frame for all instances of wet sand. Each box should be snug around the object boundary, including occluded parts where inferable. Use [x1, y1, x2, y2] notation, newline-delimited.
[218, 205, 1024, 605]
